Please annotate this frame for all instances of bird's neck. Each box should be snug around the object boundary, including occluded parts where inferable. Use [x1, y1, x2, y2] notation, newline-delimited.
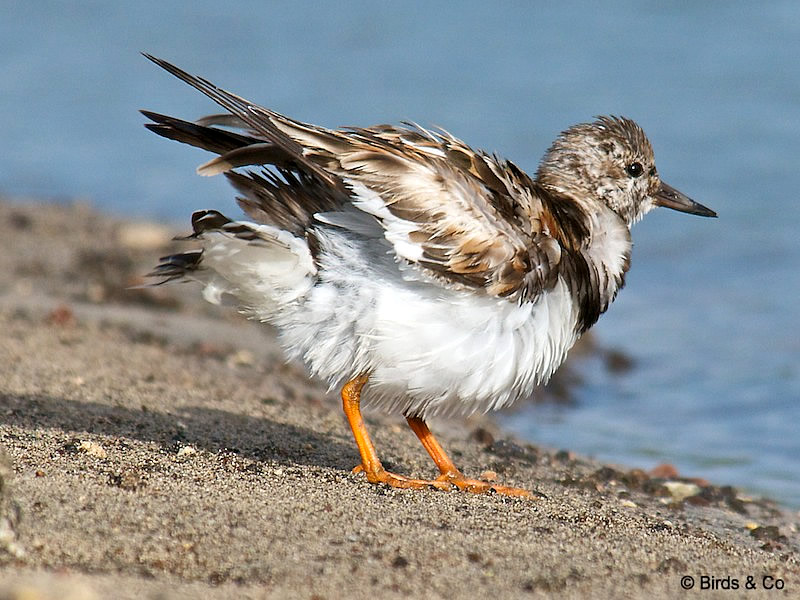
[535, 185, 632, 333]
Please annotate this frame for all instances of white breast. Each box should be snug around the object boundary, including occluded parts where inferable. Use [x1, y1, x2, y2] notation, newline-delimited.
[585, 207, 632, 303]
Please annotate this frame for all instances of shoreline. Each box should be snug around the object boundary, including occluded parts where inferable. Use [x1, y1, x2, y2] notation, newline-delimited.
[0, 197, 797, 598]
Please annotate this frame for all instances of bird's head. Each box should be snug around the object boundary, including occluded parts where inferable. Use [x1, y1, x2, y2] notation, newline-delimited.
[537, 116, 716, 226]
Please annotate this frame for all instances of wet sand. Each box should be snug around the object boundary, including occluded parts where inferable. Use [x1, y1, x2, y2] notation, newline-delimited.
[0, 197, 797, 599]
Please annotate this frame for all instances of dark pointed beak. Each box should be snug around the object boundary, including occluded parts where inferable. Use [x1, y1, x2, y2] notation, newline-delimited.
[654, 182, 717, 217]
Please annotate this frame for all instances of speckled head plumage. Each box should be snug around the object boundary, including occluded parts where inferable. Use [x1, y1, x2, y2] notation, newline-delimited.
[537, 116, 715, 226]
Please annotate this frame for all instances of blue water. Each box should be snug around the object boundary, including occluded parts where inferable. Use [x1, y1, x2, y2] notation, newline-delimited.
[1, 2, 798, 507]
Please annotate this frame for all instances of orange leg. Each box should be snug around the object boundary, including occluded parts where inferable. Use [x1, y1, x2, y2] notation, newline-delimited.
[406, 416, 534, 498]
[341, 375, 534, 498]
[341, 375, 450, 491]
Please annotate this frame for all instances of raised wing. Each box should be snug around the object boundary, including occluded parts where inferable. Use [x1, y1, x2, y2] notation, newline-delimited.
[143, 55, 567, 301]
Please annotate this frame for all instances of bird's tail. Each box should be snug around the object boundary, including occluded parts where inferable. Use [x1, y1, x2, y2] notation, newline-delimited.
[146, 209, 317, 320]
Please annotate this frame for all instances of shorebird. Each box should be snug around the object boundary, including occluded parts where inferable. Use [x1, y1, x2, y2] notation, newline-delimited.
[142, 55, 716, 498]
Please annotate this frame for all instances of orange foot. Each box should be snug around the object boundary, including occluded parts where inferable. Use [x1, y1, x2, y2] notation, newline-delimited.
[352, 464, 535, 498]
[435, 472, 536, 498]
[352, 464, 452, 491]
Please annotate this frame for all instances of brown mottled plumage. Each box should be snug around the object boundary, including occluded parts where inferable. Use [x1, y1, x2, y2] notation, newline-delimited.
[142, 55, 715, 497]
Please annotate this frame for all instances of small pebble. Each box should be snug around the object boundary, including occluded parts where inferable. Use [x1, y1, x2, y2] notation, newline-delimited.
[472, 427, 495, 445]
[649, 463, 679, 479]
[78, 441, 107, 459]
[663, 481, 700, 502]
[177, 445, 197, 458]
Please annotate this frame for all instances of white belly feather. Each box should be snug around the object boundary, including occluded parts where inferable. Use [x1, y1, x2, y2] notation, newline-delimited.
[361, 277, 579, 416]
[207, 224, 583, 418]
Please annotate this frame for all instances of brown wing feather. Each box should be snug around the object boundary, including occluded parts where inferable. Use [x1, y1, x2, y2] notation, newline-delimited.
[143, 56, 570, 301]
[265, 117, 566, 300]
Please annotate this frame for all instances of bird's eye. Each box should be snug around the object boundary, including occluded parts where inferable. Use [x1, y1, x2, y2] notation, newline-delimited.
[625, 162, 644, 178]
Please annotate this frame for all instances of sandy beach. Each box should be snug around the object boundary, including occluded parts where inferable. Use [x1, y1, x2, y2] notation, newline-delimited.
[0, 196, 797, 599]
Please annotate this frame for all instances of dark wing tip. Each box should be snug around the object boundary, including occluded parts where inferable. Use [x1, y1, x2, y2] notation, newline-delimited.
[141, 53, 172, 71]
[140, 109, 169, 122]
[141, 53, 218, 93]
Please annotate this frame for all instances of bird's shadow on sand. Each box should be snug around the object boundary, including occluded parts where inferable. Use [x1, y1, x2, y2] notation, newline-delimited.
[2, 392, 358, 471]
